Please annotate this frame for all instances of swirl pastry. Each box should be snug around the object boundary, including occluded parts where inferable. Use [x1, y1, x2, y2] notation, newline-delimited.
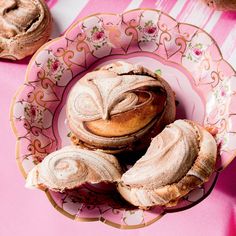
[66, 61, 176, 154]
[25, 146, 122, 192]
[0, 0, 52, 60]
[117, 120, 217, 208]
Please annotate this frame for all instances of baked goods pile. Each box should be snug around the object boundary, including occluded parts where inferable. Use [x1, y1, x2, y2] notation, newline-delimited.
[0, 0, 52, 60]
[66, 61, 175, 154]
[26, 61, 217, 208]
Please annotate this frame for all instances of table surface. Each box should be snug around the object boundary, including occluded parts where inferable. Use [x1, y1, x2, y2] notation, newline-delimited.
[1, 1, 236, 236]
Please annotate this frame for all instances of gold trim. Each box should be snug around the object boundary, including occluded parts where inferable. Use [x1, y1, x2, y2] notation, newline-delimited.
[45, 190, 76, 220]
[96, 213, 165, 230]
[16, 143, 27, 178]
[10, 8, 236, 229]
[45, 185, 165, 229]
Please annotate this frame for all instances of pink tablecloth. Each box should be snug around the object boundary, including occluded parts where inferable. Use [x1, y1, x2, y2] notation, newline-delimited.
[1, 0, 236, 235]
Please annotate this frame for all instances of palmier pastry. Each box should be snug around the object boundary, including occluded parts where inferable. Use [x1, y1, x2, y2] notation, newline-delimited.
[0, 0, 52, 60]
[117, 120, 217, 208]
[25, 146, 122, 192]
[66, 61, 176, 154]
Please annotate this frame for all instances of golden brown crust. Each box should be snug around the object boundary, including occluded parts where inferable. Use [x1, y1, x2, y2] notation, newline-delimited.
[0, 0, 52, 60]
[85, 91, 166, 137]
[70, 133, 130, 154]
[118, 175, 202, 207]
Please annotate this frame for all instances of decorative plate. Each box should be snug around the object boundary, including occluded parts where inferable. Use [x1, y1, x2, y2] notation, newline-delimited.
[10, 9, 236, 229]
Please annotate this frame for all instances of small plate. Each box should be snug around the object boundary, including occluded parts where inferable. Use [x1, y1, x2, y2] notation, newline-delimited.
[10, 9, 236, 229]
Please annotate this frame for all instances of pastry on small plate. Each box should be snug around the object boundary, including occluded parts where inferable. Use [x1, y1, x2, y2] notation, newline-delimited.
[66, 61, 176, 154]
[0, 0, 52, 60]
[117, 119, 217, 208]
[26, 146, 122, 192]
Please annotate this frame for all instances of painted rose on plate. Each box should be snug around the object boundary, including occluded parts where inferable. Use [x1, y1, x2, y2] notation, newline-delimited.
[187, 43, 204, 62]
[137, 20, 158, 43]
[88, 26, 107, 50]
[46, 58, 65, 81]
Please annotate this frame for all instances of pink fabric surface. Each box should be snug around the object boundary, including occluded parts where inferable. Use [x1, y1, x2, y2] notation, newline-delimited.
[1, 0, 236, 235]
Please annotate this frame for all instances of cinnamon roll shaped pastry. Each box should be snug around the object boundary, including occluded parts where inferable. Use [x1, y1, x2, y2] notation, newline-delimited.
[0, 0, 52, 60]
[117, 120, 217, 208]
[25, 146, 122, 192]
[66, 61, 176, 154]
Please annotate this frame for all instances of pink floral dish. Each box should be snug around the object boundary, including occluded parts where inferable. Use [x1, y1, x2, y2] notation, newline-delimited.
[10, 9, 236, 229]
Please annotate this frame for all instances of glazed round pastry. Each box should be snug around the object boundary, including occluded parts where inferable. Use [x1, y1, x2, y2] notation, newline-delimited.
[117, 119, 217, 208]
[0, 0, 52, 60]
[25, 146, 123, 192]
[66, 61, 176, 154]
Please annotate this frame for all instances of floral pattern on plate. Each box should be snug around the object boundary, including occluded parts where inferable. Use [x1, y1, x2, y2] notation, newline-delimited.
[10, 9, 236, 229]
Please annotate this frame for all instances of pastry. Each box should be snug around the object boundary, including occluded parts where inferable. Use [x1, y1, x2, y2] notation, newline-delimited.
[25, 146, 123, 192]
[117, 119, 217, 208]
[66, 61, 176, 154]
[0, 0, 52, 60]
[25, 120, 217, 208]
[204, 0, 236, 10]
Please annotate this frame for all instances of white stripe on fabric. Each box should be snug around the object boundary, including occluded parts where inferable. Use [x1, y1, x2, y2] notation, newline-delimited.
[228, 47, 236, 67]
[155, 0, 165, 10]
[179, 0, 196, 21]
[168, 0, 187, 19]
[221, 26, 236, 60]
[124, 0, 143, 11]
[204, 11, 222, 33]
[50, 0, 90, 37]
[179, 1, 212, 27]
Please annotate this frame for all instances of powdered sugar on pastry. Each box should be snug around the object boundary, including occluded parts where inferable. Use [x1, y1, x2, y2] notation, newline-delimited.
[121, 120, 200, 188]
[66, 61, 176, 153]
[26, 146, 122, 192]
[118, 119, 217, 207]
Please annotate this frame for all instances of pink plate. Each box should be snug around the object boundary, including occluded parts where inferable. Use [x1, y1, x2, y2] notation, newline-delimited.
[10, 9, 236, 229]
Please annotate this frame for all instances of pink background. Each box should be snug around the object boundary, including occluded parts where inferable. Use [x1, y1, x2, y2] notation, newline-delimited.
[1, 0, 236, 235]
